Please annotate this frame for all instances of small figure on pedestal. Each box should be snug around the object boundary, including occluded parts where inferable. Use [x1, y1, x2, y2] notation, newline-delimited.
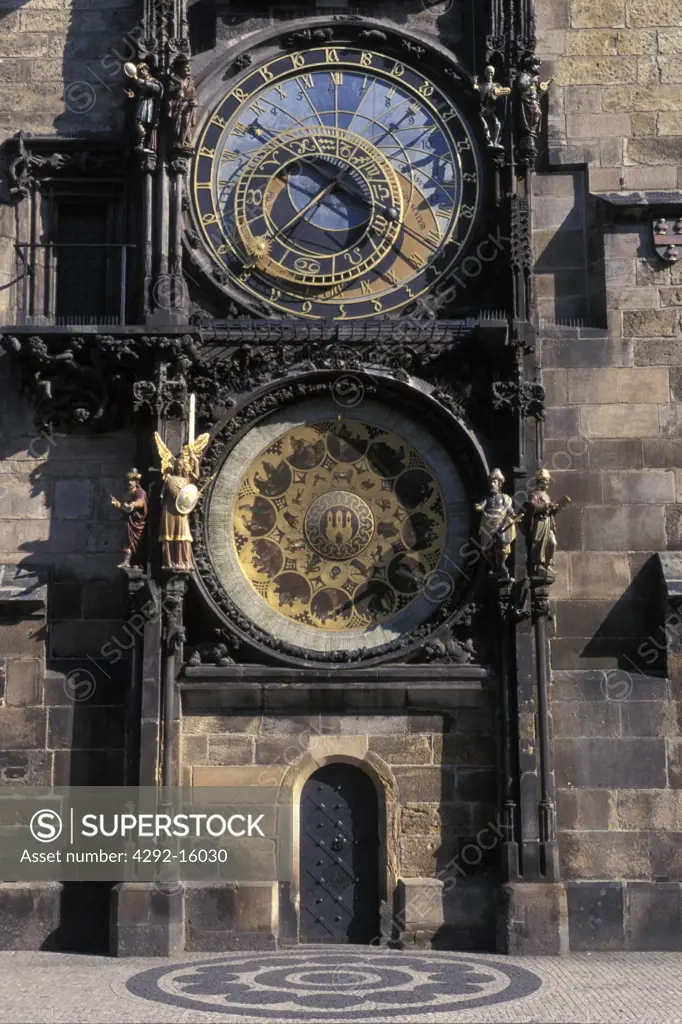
[515, 55, 554, 163]
[124, 61, 163, 152]
[473, 65, 511, 149]
[111, 469, 148, 569]
[475, 468, 518, 575]
[523, 468, 571, 575]
[155, 432, 210, 571]
[167, 55, 198, 151]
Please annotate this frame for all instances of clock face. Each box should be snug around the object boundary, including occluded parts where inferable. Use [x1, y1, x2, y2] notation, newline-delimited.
[206, 398, 472, 656]
[193, 44, 482, 319]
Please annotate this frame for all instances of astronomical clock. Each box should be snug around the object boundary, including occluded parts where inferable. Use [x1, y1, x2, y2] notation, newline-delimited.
[187, 23, 495, 666]
[191, 36, 483, 320]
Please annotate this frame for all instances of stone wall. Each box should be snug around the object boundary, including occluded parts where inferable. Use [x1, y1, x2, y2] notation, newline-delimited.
[181, 707, 497, 878]
[0, 0, 138, 139]
[0, 350, 133, 786]
[536, 0, 682, 931]
[537, 0, 682, 192]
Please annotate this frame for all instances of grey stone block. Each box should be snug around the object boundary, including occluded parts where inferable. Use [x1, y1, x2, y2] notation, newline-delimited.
[552, 700, 621, 737]
[49, 583, 83, 620]
[0, 565, 47, 610]
[457, 768, 497, 802]
[53, 749, 124, 785]
[626, 882, 682, 951]
[621, 701, 676, 737]
[643, 438, 682, 469]
[544, 406, 580, 440]
[5, 660, 42, 707]
[583, 505, 666, 552]
[0, 707, 46, 749]
[497, 883, 569, 954]
[560, 832, 651, 881]
[552, 669, 667, 702]
[0, 750, 52, 785]
[541, 338, 633, 369]
[566, 882, 626, 951]
[554, 738, 667, 788]
[557, 788, 615, 830]
[588, 439, 644, 470]
[54, 480, 93, 519]
[110, 883, 184, 957]
[393, 767, 456, 802]
[0, 882, 62, 950]
[48, 706, 125, 749]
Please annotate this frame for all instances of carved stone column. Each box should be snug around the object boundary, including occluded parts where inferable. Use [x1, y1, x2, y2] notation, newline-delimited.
[161, 574, 186, 788]
[530, 570, 559, 881]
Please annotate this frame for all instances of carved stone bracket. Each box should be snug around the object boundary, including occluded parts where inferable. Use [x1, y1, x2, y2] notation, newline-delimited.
[492, 365, 545, 420]
[0, 332, 200, 430]
[6, 133, 127, 200]
[163, 575, 187, 655]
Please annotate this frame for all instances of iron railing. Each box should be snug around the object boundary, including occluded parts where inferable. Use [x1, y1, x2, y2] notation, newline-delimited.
[11, 243, 136, 327]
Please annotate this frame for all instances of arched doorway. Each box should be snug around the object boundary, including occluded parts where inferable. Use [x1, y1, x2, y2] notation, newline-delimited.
[300, 762, 380, 944]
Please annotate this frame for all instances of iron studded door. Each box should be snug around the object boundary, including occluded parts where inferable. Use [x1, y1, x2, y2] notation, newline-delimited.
[300, 763, 380, 944]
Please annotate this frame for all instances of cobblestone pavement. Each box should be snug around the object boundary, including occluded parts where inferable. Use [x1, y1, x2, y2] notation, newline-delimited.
[1, 948, 682, 1024]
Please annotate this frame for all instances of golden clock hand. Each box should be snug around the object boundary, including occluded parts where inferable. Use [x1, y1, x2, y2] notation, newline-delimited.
[269, 175, 340, 240]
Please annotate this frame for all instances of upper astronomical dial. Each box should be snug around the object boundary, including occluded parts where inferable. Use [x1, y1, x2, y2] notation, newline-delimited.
[193, 44, 481, 319]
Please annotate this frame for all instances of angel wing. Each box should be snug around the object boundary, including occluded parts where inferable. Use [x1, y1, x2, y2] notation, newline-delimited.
[184, 432, 210, 462]
[154, 431, 175, 478]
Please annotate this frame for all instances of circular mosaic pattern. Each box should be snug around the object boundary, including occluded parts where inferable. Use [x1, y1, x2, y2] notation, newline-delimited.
[126, 950, 543, 1021]
[230, 417, 447, 634]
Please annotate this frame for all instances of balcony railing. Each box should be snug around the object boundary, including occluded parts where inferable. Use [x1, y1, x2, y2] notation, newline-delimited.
[9, 243, 136, 328]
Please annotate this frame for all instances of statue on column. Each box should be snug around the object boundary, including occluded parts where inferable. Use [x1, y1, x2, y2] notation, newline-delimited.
[523, 469, 571, 574]
[473, 65, 511, 149]
[167, 55, 198, 151]
[515, 55, 554, 162]
[155, 432, 210, 571]
[124, 61, 163, 152]
[111, 469, 148, 569]
[475, 468, 518, 574]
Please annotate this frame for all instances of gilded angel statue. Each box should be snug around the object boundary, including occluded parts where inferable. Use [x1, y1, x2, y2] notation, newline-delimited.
[154, 432, 210, 571]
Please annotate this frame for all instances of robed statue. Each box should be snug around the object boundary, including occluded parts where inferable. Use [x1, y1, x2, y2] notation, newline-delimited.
[155, 432, 210, 571]
[167, 55, 198, 150]
[516, 55, 554, 158]
[111, 468, 148, 569]
[523, 468, 571, 574]
[475, 468, 518, 573]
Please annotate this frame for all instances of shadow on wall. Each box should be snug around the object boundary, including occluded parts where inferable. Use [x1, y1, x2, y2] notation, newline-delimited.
[432, 701, 498, 952]
[0, 0, 138, 137]
[534, 200, 591, 325]
[581, 555, 667, 676]
[0, 357, 134, 789]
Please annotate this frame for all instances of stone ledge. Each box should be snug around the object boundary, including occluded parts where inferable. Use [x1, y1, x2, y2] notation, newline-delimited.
[0, 565, 47, 612]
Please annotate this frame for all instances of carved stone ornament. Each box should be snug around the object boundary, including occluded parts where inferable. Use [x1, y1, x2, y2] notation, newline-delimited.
[492, 364, 545, 420]
[7, 133, 124, 199]
[652, 216, 682, 263]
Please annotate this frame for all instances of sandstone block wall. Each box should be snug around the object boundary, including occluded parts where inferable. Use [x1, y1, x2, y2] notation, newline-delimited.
[538, 0, 682, 191]
[536, 0, 682, 895]
[180, 706, 497, 883]
[0, 350, 133, 786]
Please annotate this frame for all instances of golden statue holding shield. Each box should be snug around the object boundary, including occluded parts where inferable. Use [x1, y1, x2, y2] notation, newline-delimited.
[154, 432, 210, 570]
